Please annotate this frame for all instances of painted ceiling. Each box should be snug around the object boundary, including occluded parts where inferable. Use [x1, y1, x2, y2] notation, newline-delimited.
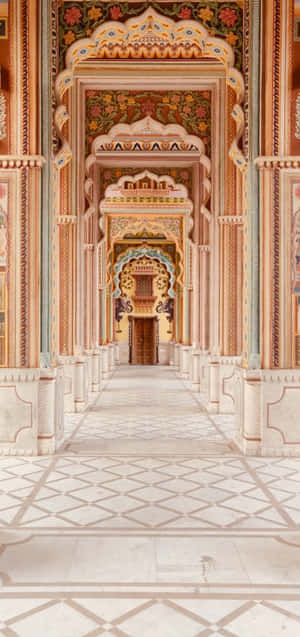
[59, 2, 243, 70]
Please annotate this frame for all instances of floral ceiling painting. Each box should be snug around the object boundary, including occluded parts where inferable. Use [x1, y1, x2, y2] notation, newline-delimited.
[59, 2, 243, 70]
[86, 90, 211, 155]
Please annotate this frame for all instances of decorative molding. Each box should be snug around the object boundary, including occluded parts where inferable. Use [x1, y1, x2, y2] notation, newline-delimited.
[0, 93, 6, 140]
[199, 245, 211, 253]
[91, 117, 206, 157]
[0, 155, 46, 169]
[218, 215, 243, 225]
[0, 369, 40, 382]
[296, 93, 300, 140]
[255, 156, 300, 169]
[56, 215, 77, 225]
[84, 243, 94, 251]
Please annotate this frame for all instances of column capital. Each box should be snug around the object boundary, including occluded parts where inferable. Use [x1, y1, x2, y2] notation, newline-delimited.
[0, 155, 46, 168]
[218, 216, 243, 225]
[255, 156, 300, 170]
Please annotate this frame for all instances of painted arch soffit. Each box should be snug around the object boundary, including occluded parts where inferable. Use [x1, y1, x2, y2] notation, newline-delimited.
[54, 7, 246, 171]
[85, 119, 210, 225]
[88, 117, 208, 157]
[113, 245, 176, 299]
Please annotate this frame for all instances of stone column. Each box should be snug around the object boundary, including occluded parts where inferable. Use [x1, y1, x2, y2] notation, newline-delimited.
[199, 246, 210, 351]
[101, 345, 109, 380]
[91, 349, 101, 392]
[108, 343, 115, 373]
[180, 345, 191, 380]
[174, 343, 180, 370]
[207, 355, 220, 413]
[169, 341, 175, 366]
[74, 357, 88, 412]
[191, 349, 201, 391]
[114, 342, 120, 365]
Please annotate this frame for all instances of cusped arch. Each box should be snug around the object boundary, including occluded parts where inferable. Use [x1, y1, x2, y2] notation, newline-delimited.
[113, 246, 176, 299]
[91, 117, 206, 156]
[104, 169, 190, 200]
[54, 7, 246, 171]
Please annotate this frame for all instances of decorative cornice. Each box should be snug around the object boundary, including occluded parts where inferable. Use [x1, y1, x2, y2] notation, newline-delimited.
[56, 215, 77, 225]
[0, 155, 46, 169]
[218, 215, 243, 225]
[255, 156, 300, 170]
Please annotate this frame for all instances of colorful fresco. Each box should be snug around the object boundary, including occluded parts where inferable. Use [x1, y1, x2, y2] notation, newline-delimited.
[59, 2, 243, 70]
[293, 183, 300, 295]
[0, 181, 7, 267]
[100, 167, 193, 198]
[113, 245, 176, 299]
[86, 90, 211, 155]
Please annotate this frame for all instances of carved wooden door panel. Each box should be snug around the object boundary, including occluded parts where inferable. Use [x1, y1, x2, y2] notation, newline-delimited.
[132, 318, 144, 365]
[143, 318, 155, 365]
[131, 317, 157, 365]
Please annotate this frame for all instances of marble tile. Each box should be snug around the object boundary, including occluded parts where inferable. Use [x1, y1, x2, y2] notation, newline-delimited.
[1, 365, 300, 636]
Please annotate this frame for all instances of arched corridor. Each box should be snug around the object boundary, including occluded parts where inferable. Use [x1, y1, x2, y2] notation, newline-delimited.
[2, 1, 300, 633]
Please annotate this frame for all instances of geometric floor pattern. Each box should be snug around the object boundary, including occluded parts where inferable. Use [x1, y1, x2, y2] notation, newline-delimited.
[1, 365, 300, 636]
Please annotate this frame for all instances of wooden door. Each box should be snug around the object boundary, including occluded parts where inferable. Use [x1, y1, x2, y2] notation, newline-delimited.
[131, 317, 157, 365]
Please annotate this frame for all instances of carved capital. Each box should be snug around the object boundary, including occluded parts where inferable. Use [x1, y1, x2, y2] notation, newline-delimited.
[255, 156, 300, 170]
[0, 155, 46, 169]
[56, 215, 77, 225]
[218, 215, 243, 225]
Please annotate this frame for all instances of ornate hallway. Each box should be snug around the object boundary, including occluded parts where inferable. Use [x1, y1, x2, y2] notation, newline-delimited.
[1, 368, 300, 635]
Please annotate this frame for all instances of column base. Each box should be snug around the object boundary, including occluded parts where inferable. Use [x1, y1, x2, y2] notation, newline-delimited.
[232, 367, 300, 456]
[0, 367, 64, 456]
[58, 355, 89, 414]
[206, 355, 242, 414]
[179, 345, 192, 379]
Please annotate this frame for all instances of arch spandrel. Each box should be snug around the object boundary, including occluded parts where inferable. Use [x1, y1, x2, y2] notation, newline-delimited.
[54, 7, 245, 171]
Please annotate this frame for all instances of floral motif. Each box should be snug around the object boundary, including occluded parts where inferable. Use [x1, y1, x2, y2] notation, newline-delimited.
[88, 6, 102, 21]
[226, 31, 238, 46]
[195, 105, 207, 118]
[86, 89, 211, 155]
[110, 5, 123, 20]
[63, 30, 76, 45]
[218, 7, 238, 27]
[141, 99, 156, 116]
[178, 6, 192, 19]
[64, 7, 82, 26]
[59, 3, 243, 71]
[198, 7, 213, 22]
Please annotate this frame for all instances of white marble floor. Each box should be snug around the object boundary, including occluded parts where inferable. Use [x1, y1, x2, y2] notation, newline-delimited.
[1, 365, 300, 636]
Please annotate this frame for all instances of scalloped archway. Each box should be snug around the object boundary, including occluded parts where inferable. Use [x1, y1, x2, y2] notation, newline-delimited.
[54, 6, 245, 171]
[113, 245, 176, 299]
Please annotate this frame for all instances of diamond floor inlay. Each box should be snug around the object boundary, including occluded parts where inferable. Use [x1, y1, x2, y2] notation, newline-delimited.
[1, 365, 300, 636]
